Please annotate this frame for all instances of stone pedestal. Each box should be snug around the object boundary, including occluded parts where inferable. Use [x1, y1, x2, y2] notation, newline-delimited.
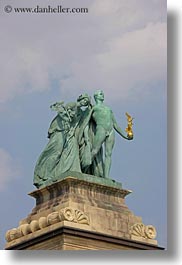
[5, 173, 163, 250]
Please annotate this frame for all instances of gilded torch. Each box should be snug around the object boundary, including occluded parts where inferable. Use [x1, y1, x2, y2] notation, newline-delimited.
[125, 112, 134, 139]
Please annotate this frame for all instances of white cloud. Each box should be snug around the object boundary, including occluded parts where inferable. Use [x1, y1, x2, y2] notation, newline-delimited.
[91, 0, 166, 35]
[0, 148, 21, 191]
[97, 22, 167, 99]
[57, 22, 167, 101]
[0, 0, 166, 105]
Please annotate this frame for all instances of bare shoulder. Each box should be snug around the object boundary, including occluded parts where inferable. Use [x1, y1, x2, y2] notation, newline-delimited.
[92, 105, 100, 111]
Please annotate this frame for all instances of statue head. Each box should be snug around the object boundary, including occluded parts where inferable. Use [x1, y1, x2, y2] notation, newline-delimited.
[50, 101, 64, 112]
[65, 102, 77, 119]
[94, 90, 104, 103]
[77, 93, 91, 107]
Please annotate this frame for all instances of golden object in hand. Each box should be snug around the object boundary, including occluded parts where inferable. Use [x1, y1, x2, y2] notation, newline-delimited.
[125, 112, 134, 138]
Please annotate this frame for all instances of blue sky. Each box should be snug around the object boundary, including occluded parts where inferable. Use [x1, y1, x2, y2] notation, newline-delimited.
[0, 0, 167, 249]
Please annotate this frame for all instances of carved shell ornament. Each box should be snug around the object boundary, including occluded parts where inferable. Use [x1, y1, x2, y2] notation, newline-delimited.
[5, 207, 90, 243]
[145, 225, 157, 239]
[130, 223, 157, 240]
[130, 223, 145, 238]
[60, 207, 90, 224]
[75, 209, 90, 224]
[61, 207, 75, 222]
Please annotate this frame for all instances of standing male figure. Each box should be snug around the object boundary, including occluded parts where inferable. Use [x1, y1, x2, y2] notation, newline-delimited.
[91, 90, 133, 179]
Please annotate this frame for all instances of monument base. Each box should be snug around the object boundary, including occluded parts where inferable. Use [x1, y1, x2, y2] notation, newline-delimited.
[5, 173, 164, 250]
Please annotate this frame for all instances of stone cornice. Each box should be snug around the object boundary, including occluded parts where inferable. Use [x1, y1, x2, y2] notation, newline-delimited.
[5, 226, 164, 250]
[29, 174, 132, 205]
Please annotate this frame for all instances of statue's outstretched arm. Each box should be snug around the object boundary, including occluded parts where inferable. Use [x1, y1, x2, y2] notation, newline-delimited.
[112, 114, 130, 140]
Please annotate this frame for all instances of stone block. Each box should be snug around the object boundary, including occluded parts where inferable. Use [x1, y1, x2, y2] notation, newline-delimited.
[5, 174, 162, 250]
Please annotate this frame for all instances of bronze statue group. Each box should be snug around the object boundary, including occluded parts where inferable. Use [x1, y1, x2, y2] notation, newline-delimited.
[34, 91, 133, 189]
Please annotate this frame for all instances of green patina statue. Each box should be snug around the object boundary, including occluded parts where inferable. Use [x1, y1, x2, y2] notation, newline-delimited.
[33, 90, 133, 189]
